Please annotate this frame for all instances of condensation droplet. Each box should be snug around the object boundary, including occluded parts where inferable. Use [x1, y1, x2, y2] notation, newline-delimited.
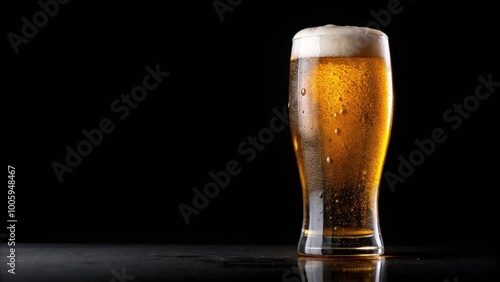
[335, 199, 339, 203]
[333, 112, 337, 118]
[329, 216, 333, 220]
[334, 226, 338, 230]
[326, 157, 332, 164]
[334, 128, 340, 134]
[339, 108, 347, 115]
[301, 88, 306, 96]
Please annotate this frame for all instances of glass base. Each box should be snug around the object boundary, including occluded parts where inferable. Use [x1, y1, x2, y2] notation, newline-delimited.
[298, 233, 384, 257]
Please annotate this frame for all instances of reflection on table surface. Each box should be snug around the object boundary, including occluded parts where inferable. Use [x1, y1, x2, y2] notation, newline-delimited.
[297, 257, 385, 282]
[0, 244, 496, 282]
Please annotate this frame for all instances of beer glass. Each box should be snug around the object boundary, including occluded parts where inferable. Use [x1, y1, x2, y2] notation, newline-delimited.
[288, 24, 393, 256]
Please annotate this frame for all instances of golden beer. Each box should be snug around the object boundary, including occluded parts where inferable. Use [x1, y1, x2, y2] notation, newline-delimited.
[289, 25, 393, 256]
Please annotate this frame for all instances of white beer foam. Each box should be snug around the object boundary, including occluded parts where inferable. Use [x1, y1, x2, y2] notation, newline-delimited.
[291, 24, 389, 59]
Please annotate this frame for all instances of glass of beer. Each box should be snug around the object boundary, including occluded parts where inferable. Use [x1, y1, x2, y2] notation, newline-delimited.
[288, 24, 393, 256]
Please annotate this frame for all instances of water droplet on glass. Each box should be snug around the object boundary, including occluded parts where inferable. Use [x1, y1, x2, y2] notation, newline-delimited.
[329, 216, 333, 220]
[340, 108, 347, 114]
[334, 128, 340, 134]
[326, 157, 332, 164]
[301, 88, 306, 96]
[333, 112, 337, 118]
[335, 199, 339, 203]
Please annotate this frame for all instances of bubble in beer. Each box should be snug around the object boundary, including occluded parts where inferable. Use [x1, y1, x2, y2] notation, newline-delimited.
[341, 142, 347, 150]
[301, 88, 306, 96]
[326, 157, 332, 164]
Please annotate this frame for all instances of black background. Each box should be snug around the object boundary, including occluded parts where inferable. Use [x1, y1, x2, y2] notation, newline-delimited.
[4, 0, 496, 248]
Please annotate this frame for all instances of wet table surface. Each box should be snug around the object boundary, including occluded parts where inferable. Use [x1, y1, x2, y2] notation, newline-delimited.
[1, 244, 498, 281]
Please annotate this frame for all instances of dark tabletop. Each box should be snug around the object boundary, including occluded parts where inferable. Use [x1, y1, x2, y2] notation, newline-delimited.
[1, 244, 498, 282]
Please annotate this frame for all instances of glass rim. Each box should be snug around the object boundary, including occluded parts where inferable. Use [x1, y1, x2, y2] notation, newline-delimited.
[292, 32, 388, 41]
[292, 25, 388, 41]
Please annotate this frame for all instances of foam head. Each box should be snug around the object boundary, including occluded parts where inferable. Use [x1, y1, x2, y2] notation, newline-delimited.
[291, 24, 389, 60]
